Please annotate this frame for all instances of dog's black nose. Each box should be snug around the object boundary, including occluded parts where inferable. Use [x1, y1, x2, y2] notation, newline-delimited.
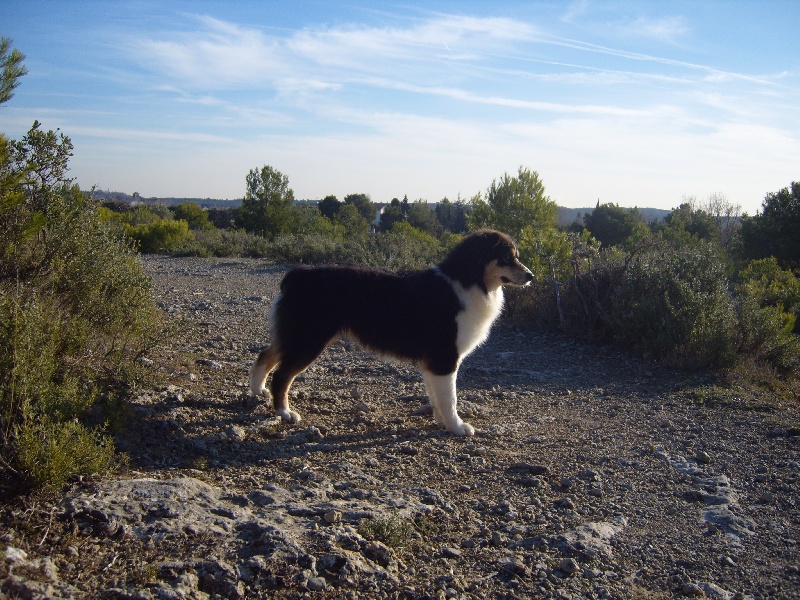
[525, 271, 534, 282]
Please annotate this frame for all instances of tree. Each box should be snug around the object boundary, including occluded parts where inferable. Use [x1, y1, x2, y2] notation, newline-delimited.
[238, 165, 294, 238]
[435, 197, 468, 233]
[379, 198, 405, 232]
[657, 202, 720, 245]
[334, 203, 369, 239]
[343, 193, 376, 224]
[10, 121, 74, 213]
[583, 202, 647, 248]
[738, 182, 800, 271]
[407, 200, 440, 236]
[467, 166, 557, 240]
[173, 201, 213, 231]
[1, 37, 28, 105]
[318, 194, 341, 219]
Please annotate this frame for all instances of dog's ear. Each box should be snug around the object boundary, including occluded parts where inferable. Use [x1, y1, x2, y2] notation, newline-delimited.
[439, 230, 511, 293]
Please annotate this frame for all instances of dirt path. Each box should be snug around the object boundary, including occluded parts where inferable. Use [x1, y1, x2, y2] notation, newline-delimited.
[2, 255, 799, 599]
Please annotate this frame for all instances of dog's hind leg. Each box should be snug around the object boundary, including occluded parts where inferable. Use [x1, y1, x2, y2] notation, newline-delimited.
[270, 343, 329, 424]
[249, 346, 280, 397]
[421, 369, 475, 437]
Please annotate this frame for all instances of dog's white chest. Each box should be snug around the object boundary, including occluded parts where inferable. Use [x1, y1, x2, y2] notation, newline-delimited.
[453, 284, 504, 358]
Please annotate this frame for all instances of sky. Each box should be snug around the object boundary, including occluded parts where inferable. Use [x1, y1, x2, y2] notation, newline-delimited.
[2, 1, 799, 214]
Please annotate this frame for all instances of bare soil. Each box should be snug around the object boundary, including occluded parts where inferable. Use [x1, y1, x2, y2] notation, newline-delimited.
[2, 255, 799, 599]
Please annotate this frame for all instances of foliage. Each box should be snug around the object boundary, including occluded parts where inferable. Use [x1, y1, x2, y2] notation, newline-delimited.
[583, 202, 648, 248]
[407, 200, 440, 236]
[124, 218, 194, 254]
[238, 165, 295, 238]
[607, 239, 738, 368]
[467, 166, 557, 241]
[343, 192, 376, 224]
[317, 194, 341, 219]
[435, 197, 469, 233]
[1, 116, 158, 490]
[737, 181, 800, 271]
[655, 202, 720, 245]
[379, 198, 405, 232]
[173, 201, 213, 230]
[358, 516, 413, 548]
[735, 258, 800, 368]
[335, 203, 370, 239]
[1, 37, 28, 104]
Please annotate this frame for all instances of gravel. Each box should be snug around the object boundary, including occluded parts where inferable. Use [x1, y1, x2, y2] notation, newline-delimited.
[2, 254, 799, 599]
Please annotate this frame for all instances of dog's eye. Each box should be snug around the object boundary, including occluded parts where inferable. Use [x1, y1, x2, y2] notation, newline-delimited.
[498, 254, 515, 266]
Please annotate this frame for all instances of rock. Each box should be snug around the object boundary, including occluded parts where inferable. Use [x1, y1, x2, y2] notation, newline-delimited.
[559, 558, 580, 575]
[681, 582, 705, 596]
[491, 531, 505, 547]
[507, 463, 550, 476]
[555, 517, 627, 560]
[500, 557, 529, 578]
[307, 576, 327, 591]
[441, 547, 462, 559]
[3, 546, 27, 563]
[695, 450, 712, 464]
[324, 510, 342, 524]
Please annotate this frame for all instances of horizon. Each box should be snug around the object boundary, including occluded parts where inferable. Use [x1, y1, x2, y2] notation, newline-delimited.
[2, 1, 799, 215]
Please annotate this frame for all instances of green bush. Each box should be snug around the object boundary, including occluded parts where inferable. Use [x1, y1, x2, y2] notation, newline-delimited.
[1, 127, 158, 491]
[124, 218, 193, 254]
[735, 257, 800, 370]
[605, 240, 738, 368]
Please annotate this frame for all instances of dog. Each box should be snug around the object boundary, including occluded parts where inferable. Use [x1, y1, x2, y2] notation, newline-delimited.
[249, 229, 533, 436]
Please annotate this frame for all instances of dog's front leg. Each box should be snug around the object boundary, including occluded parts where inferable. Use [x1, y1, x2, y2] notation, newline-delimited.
[422, 370, 475, 436]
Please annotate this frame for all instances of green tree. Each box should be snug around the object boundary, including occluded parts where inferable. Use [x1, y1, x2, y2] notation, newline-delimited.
[379, 198, 405, 232]
[318, 194, 341, 219]
[657, 202, 720, 246]
[335, 203, 370, 239]
[583, 202, 647, 248]
[344, 193, 376, 224]
[738, 182, 800, 271]
[173, 201, 213, 230]
[467, 166, 557, 240]
[435, 197, 468, 233]
[1, 37, 28, 104]
[407, 200, 440, 236]
[238, 165, 295, 238]
[10, 121, 73, 213]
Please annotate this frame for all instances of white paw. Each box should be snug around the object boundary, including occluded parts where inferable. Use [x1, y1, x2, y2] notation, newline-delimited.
[448, 421, 475, 437]
[276, 408, 302, 424]
[252, 386, 269, 398]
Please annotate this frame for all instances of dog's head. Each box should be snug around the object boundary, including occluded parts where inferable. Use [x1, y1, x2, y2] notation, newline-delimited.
[438, 229, 534, 293]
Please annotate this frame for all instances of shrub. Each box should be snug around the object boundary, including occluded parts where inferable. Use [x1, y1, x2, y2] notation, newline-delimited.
[735, 257, 800, 370]
[124, 218, 194, 254]
[606, 240, 738, 368]
[1, 127, 158, 491]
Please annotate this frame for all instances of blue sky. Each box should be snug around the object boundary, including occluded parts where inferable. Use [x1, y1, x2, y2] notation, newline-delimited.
[2, 1, 798, 214]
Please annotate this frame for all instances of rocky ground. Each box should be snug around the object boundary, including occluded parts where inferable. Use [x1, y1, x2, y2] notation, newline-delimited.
[2, 255, 800, 599]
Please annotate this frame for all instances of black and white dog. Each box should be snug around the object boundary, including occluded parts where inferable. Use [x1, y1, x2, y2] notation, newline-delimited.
[249, 229, 533, 436]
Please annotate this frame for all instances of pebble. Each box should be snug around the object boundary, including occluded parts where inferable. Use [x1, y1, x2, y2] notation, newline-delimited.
[323, 510, 342, 524]
[559, 558, 580, 575]
[307, 576, 327, 591]
[681, 582, 705, 596]
[694, 450, 712, 465]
